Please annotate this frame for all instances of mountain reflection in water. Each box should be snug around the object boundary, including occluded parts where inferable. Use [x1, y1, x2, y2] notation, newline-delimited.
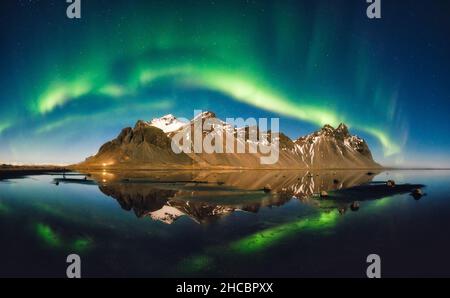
[73, 170, 423, 224]
[1, 169, 443, 277]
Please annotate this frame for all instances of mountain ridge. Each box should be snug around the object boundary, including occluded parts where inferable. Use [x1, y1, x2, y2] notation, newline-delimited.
[75, 112, 382, 169]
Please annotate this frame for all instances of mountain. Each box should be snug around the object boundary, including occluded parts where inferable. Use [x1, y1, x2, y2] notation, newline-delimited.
[80, 119, 193, 168]
[292, 123, 378, 169]
[76, 112, 381, 169]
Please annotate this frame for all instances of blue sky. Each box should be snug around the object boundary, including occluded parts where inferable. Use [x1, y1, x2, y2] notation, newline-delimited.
[0, 0, 449, 167]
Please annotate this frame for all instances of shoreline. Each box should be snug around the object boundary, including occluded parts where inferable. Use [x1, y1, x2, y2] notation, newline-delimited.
[0, 165, 71, 180]
[70, 165, 450, 171]
[2, 165, 450, 174]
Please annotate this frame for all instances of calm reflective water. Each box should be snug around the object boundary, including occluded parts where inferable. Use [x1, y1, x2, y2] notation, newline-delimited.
[0, 170, 449, 277]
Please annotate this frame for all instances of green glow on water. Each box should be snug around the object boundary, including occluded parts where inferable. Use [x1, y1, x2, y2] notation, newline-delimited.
[35, 223, 61, 247]
[179, 255, 214, 273]
[72, 237, 93, 252]
[33, 203, 67, 219]
[372, 197, 393, 207]
[177, 210, 340, 273]
[173, 188, 419, 274]
[35, 223, 94, 252]
[0, 201, 10, 214]
[230, 210, 340, 253]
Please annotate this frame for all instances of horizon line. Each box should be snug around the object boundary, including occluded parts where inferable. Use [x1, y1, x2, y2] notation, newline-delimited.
[2, 163, 450, 171]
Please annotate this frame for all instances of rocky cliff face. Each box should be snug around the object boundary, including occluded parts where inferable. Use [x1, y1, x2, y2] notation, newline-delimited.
[77, 112, 381, 169]
[292, 123, 378, 169]
[81, 120, 193, 168]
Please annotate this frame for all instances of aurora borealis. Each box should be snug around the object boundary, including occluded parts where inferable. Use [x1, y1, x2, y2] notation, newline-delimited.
[1, 0, 450, 166]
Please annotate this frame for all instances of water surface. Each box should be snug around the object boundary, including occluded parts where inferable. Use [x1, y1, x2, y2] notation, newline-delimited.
[0, 170, 449, 277]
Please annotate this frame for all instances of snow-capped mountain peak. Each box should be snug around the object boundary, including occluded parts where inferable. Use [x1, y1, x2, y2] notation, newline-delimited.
[149, 114, 188, 133]
[192, 111, 217, 121]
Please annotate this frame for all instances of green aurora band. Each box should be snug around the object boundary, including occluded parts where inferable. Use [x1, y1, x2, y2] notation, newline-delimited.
[0, 122, 11, 135]
[31, 55, 400, 156]
[0, 0, 408, 161]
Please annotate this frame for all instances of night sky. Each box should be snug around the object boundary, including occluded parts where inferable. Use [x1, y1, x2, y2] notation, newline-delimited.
[0, 0, 449, 166]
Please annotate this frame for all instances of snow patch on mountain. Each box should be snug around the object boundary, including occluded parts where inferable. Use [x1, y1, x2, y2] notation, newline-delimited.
[148, 205, 185, 224]
[149, 114, 188, 133]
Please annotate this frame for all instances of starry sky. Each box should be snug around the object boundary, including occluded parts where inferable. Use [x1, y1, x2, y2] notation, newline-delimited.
[0, 0, 449, 166]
